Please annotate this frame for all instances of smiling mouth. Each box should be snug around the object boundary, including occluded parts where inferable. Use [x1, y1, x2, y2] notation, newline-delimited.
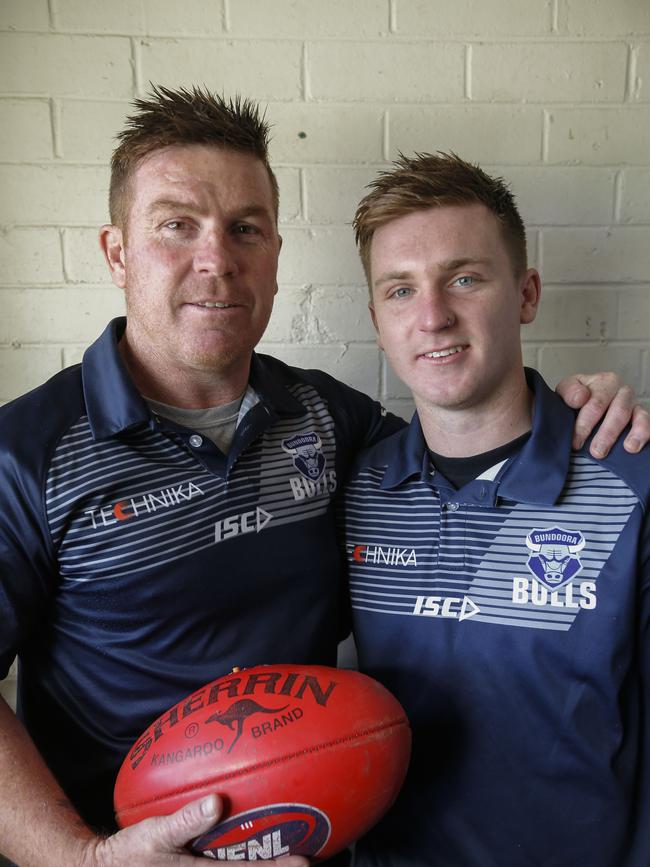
[422, 345, 466, 359]
[192, 301, 239, 309]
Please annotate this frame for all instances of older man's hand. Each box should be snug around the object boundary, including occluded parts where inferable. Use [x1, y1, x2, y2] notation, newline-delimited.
[556, 372, 650, 458]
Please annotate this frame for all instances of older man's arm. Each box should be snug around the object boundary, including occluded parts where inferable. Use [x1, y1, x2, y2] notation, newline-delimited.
[0, 697, 307, 867]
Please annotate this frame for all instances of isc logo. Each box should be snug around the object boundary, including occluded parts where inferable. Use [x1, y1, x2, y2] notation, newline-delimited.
[413, 595, 480, 621]
[214, 507, 273, 544]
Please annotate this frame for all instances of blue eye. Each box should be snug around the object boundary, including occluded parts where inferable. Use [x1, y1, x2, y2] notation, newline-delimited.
[392, 287, 412, 299]
[453, 275, 475, 288]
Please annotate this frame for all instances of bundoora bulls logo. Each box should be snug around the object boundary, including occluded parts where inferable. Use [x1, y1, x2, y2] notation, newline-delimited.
[282, 432, 326, 482]
[525, 526, 585, 590]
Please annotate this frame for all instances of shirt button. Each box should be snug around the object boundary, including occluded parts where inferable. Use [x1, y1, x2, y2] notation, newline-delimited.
[479, 486, 487, 499]
[447, 502, 459, 512]
[189, 434, 203, 448]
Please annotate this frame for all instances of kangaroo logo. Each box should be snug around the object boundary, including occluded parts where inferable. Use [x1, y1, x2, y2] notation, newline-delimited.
[525, 526, 585, 590]
[205, 699, 289, 753]
[281, 432, 326, 482]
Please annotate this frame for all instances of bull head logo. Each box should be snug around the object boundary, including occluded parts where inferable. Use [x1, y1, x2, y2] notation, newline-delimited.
[525, 526, 585, 590]
[281, 432, 326, 482]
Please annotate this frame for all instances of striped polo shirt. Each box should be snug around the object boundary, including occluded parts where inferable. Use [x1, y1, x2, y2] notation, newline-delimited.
[0, 317, 401, 832]
[342, 369, 650, 867]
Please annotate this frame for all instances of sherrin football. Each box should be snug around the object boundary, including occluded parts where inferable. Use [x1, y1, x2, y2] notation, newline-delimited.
[114, 664, 411, 860]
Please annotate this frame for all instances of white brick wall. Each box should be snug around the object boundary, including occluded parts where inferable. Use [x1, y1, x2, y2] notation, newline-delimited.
[2, 0, 650, 701]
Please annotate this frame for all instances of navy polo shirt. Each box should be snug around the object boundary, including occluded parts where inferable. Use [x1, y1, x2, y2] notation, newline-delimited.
[342, 370, 650, 867]
[0, 318, 402, 832]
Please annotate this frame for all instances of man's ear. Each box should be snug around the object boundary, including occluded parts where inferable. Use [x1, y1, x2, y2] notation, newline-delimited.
[520, 268, 542, 325]
[99, 224, 127, 289]
[368, 302, 384, 351]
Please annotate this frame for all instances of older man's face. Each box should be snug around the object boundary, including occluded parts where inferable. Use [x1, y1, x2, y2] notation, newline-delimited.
[112, 143, 281, 386]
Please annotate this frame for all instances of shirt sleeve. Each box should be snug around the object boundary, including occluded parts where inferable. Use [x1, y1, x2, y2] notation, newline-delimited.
[627, 513, 650, 862]
[0, 437, 57, 680]
[320, 372, 406, 457]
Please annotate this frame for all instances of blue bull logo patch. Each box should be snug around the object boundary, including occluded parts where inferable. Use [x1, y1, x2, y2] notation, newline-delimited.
[525, 526, 585, 590]
[282, 432, 326, 482]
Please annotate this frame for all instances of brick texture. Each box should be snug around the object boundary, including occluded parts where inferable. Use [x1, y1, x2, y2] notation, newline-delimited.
[137, 40, 302, 102]
[0, 2, 648, 599]
[0, 165, 110, 224]
[228, 0, 388, 38]
[471, 43, 627, 103]
[388, 106, 544, 163]
[542, 227, 650, 283]
[0, 100, 52, 161]
[0, 0, 50, 32]
[277, 227, 365, 284]
[0, 229, 63, 284]
[0, 345, 65, 402]
[497, 167, 616, 225]
[0, 288, 124, 343]
[394, 0, 553, 37]
[619, 170, 650, 223]
[53, 0, 225, 36]
[636, 43, 650, 102]
[309, 42, 464, 102]
[546, 108, 650, 165]
[63, 228, 109, 283]
[557, 0, 650, 36]
[268, 103, 384, 163]
[0, 34, 133, 97]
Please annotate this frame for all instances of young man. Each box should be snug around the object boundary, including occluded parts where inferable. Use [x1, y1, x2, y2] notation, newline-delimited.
[0, 87, 645, 867]
[343, 153, 650, 866]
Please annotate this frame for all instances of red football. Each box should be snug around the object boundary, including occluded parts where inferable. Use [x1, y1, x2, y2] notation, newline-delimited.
[114, 664, 411, 860]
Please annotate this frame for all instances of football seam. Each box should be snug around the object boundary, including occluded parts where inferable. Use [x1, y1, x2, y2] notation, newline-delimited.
[118, 715, 408, 814]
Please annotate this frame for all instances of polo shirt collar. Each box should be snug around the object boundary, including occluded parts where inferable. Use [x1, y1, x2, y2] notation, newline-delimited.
[83, 318, 307, 441]
[249, 352, 307, 416]
[83, 318, 150, 440]
[498, 369, 574, 505]
[381, 413, 429, 489]
[380, 368, 574, 505]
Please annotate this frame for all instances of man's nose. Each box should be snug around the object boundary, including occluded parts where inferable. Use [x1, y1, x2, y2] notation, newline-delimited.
[193, 230, 239, 277]
[418, 288, 455, 332]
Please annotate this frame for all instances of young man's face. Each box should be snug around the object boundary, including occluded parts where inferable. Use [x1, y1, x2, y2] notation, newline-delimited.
[368, 203, 540, 417]
[104, 143, 281, 385]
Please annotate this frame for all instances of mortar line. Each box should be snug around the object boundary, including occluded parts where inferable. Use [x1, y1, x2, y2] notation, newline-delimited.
[613, 170, 624, 223]
[551, 0, 559, 34]
[389, 0, 397, 33]
[625, 43, 638, 103]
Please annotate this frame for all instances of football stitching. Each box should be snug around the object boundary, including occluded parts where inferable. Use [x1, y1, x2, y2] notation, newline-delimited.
[118, 716, 408, 814]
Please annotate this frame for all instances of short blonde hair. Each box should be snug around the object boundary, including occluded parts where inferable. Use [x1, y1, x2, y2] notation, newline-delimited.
[353, 152, 527, 286]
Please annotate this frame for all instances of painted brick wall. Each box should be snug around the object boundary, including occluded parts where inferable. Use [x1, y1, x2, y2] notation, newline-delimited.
[1, 0, 649, 701]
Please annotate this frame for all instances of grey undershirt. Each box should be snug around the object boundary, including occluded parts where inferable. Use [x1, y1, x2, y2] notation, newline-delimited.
[146, 392, 246, 454]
